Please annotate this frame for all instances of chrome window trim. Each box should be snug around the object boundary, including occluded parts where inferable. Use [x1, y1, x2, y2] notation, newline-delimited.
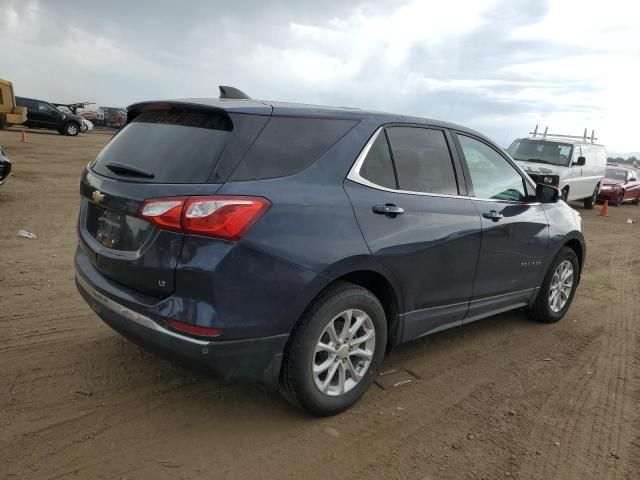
[347, 126, 541, 206]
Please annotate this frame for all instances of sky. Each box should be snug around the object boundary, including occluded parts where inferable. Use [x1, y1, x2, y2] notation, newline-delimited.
[1, 0, 639, 153]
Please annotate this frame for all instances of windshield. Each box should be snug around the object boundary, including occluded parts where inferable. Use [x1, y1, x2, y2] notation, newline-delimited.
[507, 139, 573, 166]
[606, 168, 628, 181]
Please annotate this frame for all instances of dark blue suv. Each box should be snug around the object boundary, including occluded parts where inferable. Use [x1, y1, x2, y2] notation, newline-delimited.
[75, 87, 585, 415]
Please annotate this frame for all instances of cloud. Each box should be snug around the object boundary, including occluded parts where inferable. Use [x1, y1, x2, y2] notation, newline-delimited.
[1, 0, 638, 151]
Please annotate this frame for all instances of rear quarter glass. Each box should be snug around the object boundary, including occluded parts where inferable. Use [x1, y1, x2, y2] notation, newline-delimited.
[229, 116, 358, 181]
[91, 110, 232, 184]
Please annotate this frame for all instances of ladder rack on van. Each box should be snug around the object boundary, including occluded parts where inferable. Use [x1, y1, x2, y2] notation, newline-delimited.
[530, 125, 598, 143]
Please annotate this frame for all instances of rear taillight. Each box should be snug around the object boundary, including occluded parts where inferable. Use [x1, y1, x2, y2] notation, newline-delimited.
[139, 198, 185, 231]
[138, 195, 271, 240]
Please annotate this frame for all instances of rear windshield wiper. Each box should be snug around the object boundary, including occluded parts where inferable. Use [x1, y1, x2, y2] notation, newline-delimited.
[105, 162, 155, 179]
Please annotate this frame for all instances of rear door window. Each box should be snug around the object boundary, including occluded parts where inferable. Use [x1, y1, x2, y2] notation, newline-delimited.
[230, 117, 357, 181]
[359, 132, 397, 189]
[386, 127, 459, 195]
[92, 110, 232, 183]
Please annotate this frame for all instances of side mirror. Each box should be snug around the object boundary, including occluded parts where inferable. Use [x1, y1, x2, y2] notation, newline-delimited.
[572, 156, 586, 166]
[536, 183, 559, 203]
[629, 178, 637, 182]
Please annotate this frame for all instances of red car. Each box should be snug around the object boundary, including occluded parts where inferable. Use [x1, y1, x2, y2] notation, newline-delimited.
[598, 165, 640, 206]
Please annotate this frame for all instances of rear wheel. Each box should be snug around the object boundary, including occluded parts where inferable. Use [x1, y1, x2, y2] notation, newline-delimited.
[583, 186, 598, 209]
[280, 282, 387, 416]
[633, 196, 639, 205]
[527, 247, 579, 324]
[63, 123, 80, 136]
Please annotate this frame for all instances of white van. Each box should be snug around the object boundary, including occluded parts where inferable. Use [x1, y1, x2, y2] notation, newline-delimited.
[506, 127, 607, 209]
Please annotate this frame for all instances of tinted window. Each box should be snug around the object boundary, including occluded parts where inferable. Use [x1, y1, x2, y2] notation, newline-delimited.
[458, 134, 526, 202]
[16, 97, 36, 110]
[230, 117, 356, 181]
[386, 127, 458, 194]
[38, 102, 60, 115]
[92, 110, 232, 183]
[359, 132, 397, 189]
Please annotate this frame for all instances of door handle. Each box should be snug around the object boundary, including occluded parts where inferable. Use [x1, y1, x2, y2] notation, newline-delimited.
[482, 210, 503, 222]
[372, 204, 405, 216]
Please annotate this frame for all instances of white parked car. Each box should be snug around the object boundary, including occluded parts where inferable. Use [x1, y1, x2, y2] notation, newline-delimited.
[506, 127, 607, 209]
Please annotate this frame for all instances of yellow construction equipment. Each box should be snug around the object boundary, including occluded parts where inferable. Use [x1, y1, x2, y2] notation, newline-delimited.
[0, 79, 27, 129]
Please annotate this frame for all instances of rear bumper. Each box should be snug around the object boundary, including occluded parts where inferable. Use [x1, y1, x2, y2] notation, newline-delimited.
[75, 266, 288, 385]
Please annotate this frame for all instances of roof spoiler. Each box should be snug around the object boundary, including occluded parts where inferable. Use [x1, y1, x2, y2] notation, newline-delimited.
[218, 86, 251, 100]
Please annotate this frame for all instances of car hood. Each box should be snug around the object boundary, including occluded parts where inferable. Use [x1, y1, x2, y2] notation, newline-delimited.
[601, 178, 624, 186]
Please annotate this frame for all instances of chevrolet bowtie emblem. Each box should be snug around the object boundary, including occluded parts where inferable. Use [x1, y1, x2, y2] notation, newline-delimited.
[92, 190, 105, 203]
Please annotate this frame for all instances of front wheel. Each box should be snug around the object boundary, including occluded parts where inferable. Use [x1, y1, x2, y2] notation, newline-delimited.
[583, 186, 598, 209]
[63, 123, 80, 136]
[527, 247, 579, 324]
[280, 282, 387, 416]
[614, 191, 624, 206]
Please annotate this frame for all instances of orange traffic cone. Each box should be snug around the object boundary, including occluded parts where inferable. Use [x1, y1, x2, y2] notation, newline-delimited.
[598, 200, 609, 217]
[21, 130, 27, 143]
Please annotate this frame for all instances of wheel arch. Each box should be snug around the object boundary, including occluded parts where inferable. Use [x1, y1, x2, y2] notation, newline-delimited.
[295, 261, 404, 352]
[563, 237, 585, 281]
[335, 270, 401, 350]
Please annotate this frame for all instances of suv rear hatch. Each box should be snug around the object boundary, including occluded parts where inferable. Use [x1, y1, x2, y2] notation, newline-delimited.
[79, 103, 268, 298]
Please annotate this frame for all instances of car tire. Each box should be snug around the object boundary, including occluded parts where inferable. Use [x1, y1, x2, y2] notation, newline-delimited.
[583, 186, 598, 209]
[280, 281, 387, 416]
[561, 188, 569, 202]
[615, 191, 624, 206]
[63, 123, 80, 136]
[633, 196, 639, 205]
[527, 247, 579, 324]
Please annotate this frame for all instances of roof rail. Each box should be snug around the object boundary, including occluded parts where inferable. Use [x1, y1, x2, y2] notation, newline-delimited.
[218, 86, 251, 100]
[530, 124, 598, 143]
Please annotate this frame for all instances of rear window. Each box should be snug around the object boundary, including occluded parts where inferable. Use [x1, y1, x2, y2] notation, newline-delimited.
[16, 97, 36, 109]
[230, 117, 357, 181]
[92, 110, 232, 183]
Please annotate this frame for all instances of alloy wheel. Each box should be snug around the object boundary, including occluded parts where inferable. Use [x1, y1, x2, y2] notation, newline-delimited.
[312, 309, 376, 396]
[548, 260, 574, 313]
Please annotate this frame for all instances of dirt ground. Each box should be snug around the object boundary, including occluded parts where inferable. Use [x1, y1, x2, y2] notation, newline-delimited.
[0, 128, 638, 480]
